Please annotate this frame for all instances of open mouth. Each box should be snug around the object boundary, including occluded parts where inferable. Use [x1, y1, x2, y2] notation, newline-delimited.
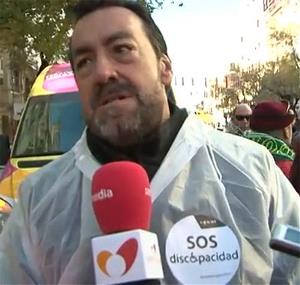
[102, 95, 129, 106]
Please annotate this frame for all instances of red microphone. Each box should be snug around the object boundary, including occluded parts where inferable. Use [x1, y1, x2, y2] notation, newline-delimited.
[91, 161, 164, 285]
[91, 161, 151, 234]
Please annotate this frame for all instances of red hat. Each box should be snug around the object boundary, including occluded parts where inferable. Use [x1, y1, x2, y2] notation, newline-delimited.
[250, 101, 295, 132]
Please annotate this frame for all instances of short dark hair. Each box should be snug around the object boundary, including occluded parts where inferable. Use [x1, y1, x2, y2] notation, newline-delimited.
[69, 0, 175, 103]
[69, 0, 168, 65]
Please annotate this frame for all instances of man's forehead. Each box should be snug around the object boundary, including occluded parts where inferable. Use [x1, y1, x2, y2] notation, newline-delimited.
[73, 6, 144, 36]
[235, 105, 252, 114]
[71, 6, 148, 53]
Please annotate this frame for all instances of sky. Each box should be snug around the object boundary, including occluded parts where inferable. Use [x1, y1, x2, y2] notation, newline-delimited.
[152, 0, 243, 78]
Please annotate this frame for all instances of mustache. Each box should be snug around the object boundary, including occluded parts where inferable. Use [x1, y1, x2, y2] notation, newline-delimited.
[93, 81, 139, 101]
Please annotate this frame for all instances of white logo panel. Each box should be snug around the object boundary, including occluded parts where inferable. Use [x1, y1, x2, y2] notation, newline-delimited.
[166, 215, 240, 284]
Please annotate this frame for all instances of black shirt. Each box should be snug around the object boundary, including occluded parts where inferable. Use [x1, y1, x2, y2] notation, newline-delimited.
[86, 103, 188, 180]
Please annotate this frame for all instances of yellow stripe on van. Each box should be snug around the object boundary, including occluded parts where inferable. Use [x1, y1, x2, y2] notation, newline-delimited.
[30, 66, 54, 96]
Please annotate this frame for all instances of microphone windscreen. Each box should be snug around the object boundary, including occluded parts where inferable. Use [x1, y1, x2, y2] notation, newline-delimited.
[92, 161, 151, 234]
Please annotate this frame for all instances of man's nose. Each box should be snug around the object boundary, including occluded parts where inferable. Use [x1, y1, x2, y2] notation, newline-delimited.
[94, 56, 118, 83]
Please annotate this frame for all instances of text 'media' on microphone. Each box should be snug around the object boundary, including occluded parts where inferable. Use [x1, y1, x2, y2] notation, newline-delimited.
[91, 161, 164, 285]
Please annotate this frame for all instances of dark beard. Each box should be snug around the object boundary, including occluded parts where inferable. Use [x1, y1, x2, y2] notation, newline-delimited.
[87, 82, 165, 147]
[86, 101, 188, 179]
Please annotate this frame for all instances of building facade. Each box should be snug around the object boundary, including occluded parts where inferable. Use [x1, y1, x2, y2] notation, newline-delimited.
[264, 0, 300, 61]
[238, 0, 269, 69]
[238, 0, 300, 66]
[0, 51, 36, 141]
[172, 73, 210, 112]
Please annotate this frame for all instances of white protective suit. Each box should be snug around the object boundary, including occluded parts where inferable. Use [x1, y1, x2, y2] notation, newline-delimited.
[0, 114, 299, 284]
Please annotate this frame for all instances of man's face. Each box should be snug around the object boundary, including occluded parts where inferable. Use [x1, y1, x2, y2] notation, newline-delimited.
[71, 7, 172, 146]
[232, 105, 252, 131]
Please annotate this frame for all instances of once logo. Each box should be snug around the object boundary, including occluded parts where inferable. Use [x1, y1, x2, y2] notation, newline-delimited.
[97, 238, 138, 278]
[43, 64, 78, 93]
[92, 188, 113, 202]
[166, 215, 241, 284]
[45, 70, 73, 81]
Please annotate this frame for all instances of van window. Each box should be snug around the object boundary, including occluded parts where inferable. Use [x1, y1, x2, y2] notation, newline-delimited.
[13, 92, 85, 157]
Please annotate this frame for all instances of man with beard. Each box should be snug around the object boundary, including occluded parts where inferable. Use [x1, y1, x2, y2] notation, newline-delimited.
[0, 1, 299, 284]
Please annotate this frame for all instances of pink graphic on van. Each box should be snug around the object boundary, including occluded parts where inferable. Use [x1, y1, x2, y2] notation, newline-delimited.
[43, 63, 78, 93]
[0, 161, 17, 182]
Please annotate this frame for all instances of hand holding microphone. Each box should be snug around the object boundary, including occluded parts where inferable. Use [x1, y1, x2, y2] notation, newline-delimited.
[91, 161, 164, 284]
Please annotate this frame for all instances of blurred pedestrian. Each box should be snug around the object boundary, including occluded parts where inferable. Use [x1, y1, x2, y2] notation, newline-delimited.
[36, 52, 49, 78]
[0, 134, 10, 166]
[293, 99, 300, 135]
[226, 103, 252, 136]
[246, 101, 295, 179]
[290, 133, 300, 194]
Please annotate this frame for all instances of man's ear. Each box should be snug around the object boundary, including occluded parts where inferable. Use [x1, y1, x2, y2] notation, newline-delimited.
[159, 54, 172, 87]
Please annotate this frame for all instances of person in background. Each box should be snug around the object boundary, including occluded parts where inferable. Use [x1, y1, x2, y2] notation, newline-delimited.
[290, 132, 300, 194]
[293, 99, 300, 135]
[0, 1, 299, 284]
[0, 134, 10, 167]
[246, 101, 295, 180]
[35, 52, 49, 78]
[226, 103, 252, 136]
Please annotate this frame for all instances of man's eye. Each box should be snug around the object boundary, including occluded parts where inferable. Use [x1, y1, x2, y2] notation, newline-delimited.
[76, 58, 92, 70]
[114, 44, 133, 54]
